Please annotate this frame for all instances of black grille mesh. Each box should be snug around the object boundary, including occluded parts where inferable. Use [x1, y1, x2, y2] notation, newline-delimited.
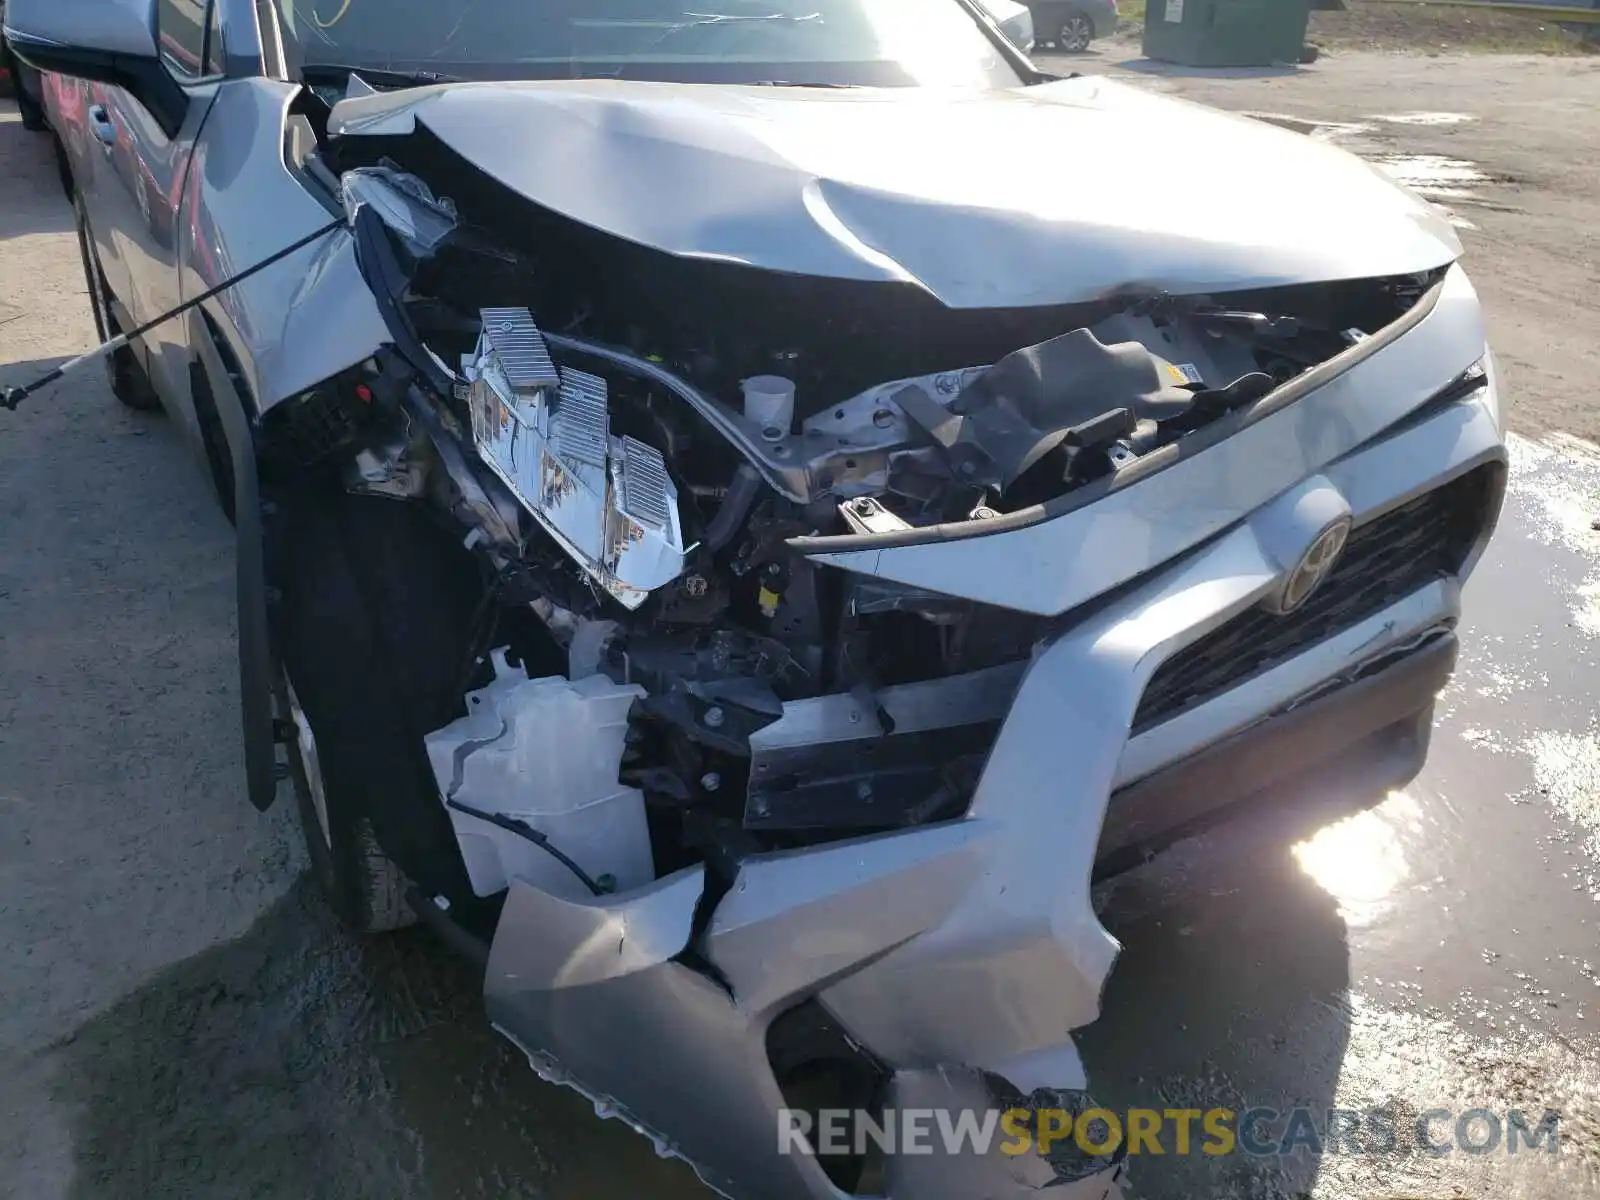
[1132, 465, 1494, 733]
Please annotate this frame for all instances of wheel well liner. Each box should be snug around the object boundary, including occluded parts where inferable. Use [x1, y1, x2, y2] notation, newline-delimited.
[193, 310, 279, 813]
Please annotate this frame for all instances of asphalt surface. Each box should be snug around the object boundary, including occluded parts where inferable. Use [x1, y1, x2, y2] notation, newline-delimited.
[3, 47, 1600, 1200]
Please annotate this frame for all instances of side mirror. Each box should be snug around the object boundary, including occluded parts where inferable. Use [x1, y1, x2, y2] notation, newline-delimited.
[2, 0, 181, 129]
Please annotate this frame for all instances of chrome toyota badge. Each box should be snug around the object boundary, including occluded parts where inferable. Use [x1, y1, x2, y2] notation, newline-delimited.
[1269, 517, 1352, 614]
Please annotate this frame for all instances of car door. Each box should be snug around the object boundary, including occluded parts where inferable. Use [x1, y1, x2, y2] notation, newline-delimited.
[92, 0, 222, 407]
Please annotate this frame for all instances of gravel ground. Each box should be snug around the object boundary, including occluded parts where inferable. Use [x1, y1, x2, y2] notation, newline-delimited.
[1308, 3, 1597, 55]
[1118, 0, 1599, 54]
[4, 45, 1600, 1200]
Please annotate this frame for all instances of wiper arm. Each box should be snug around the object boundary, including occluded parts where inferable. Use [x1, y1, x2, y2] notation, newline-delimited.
[748, 80, 863, 88]
[299, 63, 462, 89]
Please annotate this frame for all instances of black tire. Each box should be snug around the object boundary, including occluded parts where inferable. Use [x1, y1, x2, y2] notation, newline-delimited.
[282, 675, 414, 933]
[71, 191, 163, 413]
[269, 493, 488, 934]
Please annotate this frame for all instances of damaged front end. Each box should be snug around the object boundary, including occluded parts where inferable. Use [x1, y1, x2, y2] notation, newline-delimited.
[252, 78, 1504, 1200]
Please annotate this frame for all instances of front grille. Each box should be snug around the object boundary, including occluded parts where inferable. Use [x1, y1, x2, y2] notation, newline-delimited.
[1132, 465, 1495, 733]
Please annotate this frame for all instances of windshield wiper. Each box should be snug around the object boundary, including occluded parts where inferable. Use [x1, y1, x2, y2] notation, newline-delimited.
[299, 63, 462, 90]
[748, 80, 863, 88]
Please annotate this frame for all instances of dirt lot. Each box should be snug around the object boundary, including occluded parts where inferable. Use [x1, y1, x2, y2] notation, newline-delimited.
[1118, 0, 1600, 54]
[1310, 2, 1598, 54]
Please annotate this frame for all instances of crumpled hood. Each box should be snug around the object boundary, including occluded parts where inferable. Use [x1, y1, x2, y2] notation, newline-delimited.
[328, 74, 1461, 309]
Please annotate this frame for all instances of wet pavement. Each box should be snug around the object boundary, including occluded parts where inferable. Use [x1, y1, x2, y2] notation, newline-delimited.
[1085, 432, 1600, 1199]
[6, 50, 1600, 1200]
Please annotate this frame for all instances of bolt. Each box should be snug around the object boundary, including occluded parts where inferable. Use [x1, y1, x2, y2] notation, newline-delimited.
[855, 781, 874, 800]
[872, 409, 895, 429]
[704, 706, 725, 728]
[752, 797, 770, 818]
[701, 772, 722, 792]
[684, 574, 709, 598]
[848, 710, 861, 724]
[851, 497, 876, 516]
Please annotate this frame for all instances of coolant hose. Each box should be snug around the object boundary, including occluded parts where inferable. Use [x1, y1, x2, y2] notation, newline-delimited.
[703, 463, 764, 553]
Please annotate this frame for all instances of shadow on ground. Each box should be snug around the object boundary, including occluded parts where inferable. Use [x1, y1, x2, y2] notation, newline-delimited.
[48, 876, 706, 1200]
[1109, 57, 1305, 79]
[1081, 765, 1390, 1198]
[0, 104, 72, 243]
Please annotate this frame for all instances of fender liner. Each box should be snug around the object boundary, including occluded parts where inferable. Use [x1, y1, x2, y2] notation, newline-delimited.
[193, 317, 280, 813]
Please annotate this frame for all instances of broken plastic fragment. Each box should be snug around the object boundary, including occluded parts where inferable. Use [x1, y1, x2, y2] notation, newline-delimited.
[339, 163, 458, 256]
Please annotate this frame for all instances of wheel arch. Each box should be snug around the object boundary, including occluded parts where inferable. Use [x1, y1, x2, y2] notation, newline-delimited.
[192, 305, 281, 813]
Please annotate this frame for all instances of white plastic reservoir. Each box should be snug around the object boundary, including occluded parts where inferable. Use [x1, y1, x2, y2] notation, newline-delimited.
[424, 650, 653, 900]
[741, 374, 796, 433]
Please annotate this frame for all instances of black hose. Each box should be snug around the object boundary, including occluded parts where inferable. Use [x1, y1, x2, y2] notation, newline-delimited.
[444, 797, 607, 896]
[702, 463, 764, 554]
[405, 887, 491, 971]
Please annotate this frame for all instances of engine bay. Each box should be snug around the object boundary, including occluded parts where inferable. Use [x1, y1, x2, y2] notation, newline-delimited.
[258, 150, 1445, 903]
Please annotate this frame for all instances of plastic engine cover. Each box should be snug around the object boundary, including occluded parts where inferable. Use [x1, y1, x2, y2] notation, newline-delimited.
[424, 650, 653, 899]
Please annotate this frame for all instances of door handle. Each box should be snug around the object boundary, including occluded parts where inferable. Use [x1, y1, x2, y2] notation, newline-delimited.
[88, 105, 117, 147]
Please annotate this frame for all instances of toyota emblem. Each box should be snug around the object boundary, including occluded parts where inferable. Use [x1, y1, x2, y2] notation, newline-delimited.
[1271, 518, 1351, 614]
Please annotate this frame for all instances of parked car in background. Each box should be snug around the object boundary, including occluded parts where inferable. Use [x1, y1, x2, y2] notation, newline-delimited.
[1028, 0, 1118, 51]
[975, 0, 1036, 52]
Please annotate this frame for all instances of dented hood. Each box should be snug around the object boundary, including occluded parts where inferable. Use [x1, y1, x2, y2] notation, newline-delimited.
[327, 74, 1461, 308]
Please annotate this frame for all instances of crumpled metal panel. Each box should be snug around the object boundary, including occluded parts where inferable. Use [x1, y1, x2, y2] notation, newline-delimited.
[327, 74, 1460, 308]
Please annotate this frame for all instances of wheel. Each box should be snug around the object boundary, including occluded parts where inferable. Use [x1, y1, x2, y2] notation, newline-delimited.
[1057, 9, 1094, 52]
[71, 191, 162, 412]
[282, 673, 415, 933]
[269, 494, 491, 934]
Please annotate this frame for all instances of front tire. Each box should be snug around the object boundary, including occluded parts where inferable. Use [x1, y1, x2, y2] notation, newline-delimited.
[268, 494, 489, 934]
[71, 191, 162, 413]
[282, 675, 414, 933]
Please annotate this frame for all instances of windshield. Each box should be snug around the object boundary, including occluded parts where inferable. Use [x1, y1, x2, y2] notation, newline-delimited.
[277, 0, 1023, 89]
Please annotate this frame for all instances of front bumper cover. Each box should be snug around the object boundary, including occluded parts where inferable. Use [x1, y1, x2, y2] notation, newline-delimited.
[483, 276, 1506, 1200]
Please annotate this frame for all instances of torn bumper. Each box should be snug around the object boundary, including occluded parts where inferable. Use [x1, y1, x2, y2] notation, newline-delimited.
[483, 354, 1504, 1200]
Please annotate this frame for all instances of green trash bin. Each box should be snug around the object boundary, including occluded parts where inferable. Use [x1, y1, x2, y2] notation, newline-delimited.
[1142, 0, 1312, 68]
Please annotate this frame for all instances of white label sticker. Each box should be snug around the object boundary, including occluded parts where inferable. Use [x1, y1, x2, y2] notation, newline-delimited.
[1176, 362, 1204, 384]
[1165, 0, 1185, 21]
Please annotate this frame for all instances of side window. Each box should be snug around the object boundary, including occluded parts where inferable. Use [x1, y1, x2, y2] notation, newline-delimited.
[156, 0, 208, 79]
[203, 0, 226, 76]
